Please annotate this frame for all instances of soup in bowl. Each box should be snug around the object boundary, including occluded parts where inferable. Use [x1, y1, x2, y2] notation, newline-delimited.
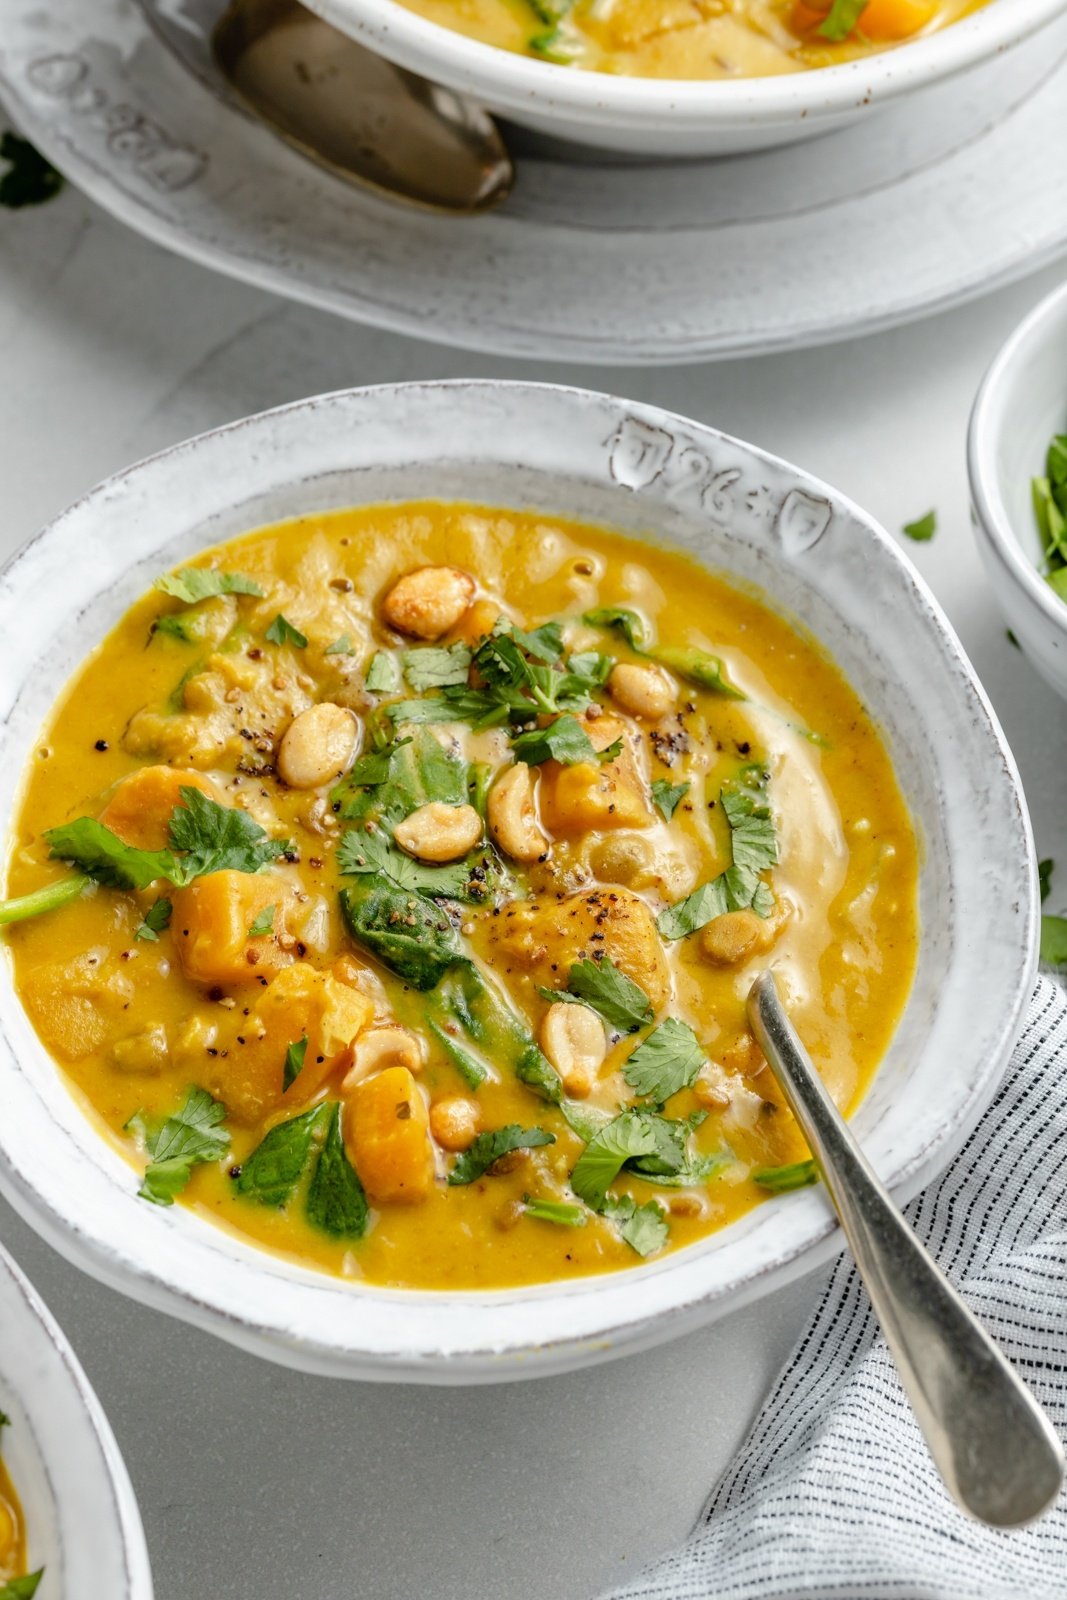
[0, 382, 1035, 1379]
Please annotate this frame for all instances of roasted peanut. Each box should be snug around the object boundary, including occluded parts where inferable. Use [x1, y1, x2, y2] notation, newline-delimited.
[487, 762, 549, 862]
[541, 1000, 606, 1098]
[608, 662, 676, 719]
[277, 702, 359, 789]
[700, 907, 777, 968]
[343, 1025, 425, 1089]
[394, 801, 482, 863]
[430, 1096, 481, 1151]
[381, 566, 475, 640]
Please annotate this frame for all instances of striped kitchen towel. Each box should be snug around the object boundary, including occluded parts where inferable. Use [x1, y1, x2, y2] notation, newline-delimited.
[600, 976, 1067, 1600]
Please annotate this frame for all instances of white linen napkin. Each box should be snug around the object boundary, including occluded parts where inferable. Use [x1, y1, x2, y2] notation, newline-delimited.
[600, 976, 1067, 1600]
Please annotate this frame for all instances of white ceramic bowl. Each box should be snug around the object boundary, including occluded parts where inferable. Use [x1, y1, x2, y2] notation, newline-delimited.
[969, 278, 1067, 703]
[0, 381, 1037, 1383]
[0, 1245, 152, 1598]
[303, 0, 1065, 155]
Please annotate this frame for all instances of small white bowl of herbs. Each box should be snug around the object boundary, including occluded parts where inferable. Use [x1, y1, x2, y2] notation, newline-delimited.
[969, 279, 1067, 703]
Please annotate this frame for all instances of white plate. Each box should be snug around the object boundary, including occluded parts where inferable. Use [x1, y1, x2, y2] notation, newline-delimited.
[0, 380, 1037, 1382]
[0, 0, 1066, 363]
[0, 1245, 153, 1598]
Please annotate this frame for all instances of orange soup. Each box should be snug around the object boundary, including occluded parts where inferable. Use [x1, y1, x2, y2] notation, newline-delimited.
[390, 0, 988, 79]
[2, 503, 918, 1290]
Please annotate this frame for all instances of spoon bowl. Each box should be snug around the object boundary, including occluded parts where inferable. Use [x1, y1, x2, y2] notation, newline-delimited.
[212, 0, 513, 213]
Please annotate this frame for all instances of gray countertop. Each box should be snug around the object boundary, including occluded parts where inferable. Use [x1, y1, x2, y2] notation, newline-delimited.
[0, 179, 1065, 1600]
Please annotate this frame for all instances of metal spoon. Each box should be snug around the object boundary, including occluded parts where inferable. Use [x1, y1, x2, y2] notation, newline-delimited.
[748, 969, 1064, 1527]
[212, 0, 513, 213]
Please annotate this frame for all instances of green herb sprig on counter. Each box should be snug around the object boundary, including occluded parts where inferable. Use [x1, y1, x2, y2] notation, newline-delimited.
[902, 510, 937, 543]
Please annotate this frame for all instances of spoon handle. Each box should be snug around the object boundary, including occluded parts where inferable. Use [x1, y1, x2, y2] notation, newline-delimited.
[747, 970, 1064, 1527]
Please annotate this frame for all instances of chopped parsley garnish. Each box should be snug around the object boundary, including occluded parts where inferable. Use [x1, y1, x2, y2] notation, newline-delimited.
[402, 642, 472, 691]
[753, 1159, 818, 1192]
[155, 568, 262, 604]
[46, 788, 289, 890]
[247, 903, 276, 937]
[365, 651, 401, 691]
[651, 779, 689, 821]
[622, 1018, 705, 1101]
[523, 1194, 586, 1226]
[603, 1195, 668, 1256]
[510, 714, 600, 766]
[128, 1086, 229, 1206]
[448, 1125, 555, 1185]
[324, 634, 355, 657]
[283, 1035, 308, 1091]
[539, 955, 652, 1033]
[0, 131, 63, 208]
[135, 897, 172, 942]
[658, 766, 776, 940]
[265, 613, 308, 648]
[902, 510, 937, 543]
[817, 0, 868, 39]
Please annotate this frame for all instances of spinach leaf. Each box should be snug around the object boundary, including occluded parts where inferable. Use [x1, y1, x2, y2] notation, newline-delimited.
[283, 1036, 308, 1092]
[305, 1102, 369, 1239]
[523, 1195, 586, 1226]
[234, 1103, 330, 1207]
[753, 1158, 818, 1193]
[339, 878, 461, 990]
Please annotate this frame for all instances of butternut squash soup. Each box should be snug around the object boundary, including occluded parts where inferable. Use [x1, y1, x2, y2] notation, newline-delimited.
[2, 503, 918, 1291]
[0, 1416, 37, 1597]
[391, 0, 987, 79]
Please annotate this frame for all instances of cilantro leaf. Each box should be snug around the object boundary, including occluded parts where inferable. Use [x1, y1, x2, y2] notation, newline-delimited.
[248, 903, 276, 937]
[324, 634, 355, 657]
[448, 1124, 555, 1185]
[510, 714, 599, 766]
[402, 643, 472, 691]
[583, 606, 652, 652]
[720, 769, 778, 873]
[337, 826, 490, 901]
[1041, 915, 1067, 966]
[305, 1102, 369, 1239]
[234, 1103, 329, 1207]
[657, 875, 733, 940]
[151, 613, 193, 643]
[283, 1035, 308, 1091]
[265, 613, 308, 648]
[155, 568, 262, 604]
[753, 1158, 818, 1192]
[523, 1195, 586, 1226]
[625, 1109, 707, 1179]
[564, 956, 652, 1032]
[135, 897, 172, 942]
[603, 1195, 669, 1256]
[364, 651, 401, 691]
[131, 1086, 229, 1205]
[818, 0, 868, 39]
[0, 130, 62, 208]
[902, 510, 937, 543]
[570, 1110, 661, 1210]
[510, 621, 565, 662]
[1039, 858, 1054, 903]
[622, 1018, 705, 1101]
[167, 786, 289, 878]
[0, 1571, 45, 1599]
[45, 819, 178, 890]
[651, 779, 689, 822]
[0, 875, 90, 927]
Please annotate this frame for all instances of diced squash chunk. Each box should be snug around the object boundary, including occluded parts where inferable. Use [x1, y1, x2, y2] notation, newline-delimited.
[99, 765, 215, 851]
[203, 960, 374, 1123]
[344, 1065, 434, 1204]
[171, 870, 292, 987]
[539, 713, 651, 835]
[488, 885, 671, 1010]
[792, 0, 932, 37]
